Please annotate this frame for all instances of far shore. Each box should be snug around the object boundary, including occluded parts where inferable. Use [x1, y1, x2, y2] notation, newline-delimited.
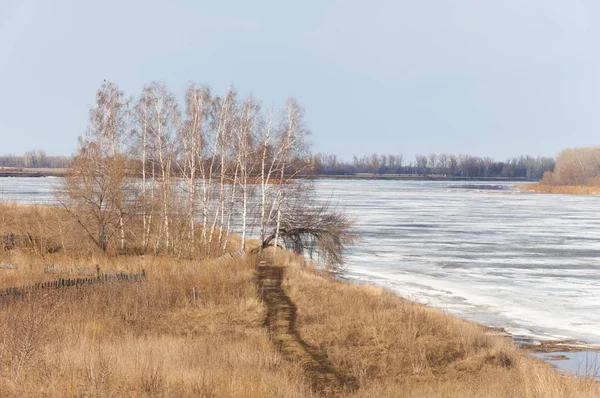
[312, 173, 535, 182]
[0, 167, 67, 177]
[514, 183, 600, 195]
[0, 168, 537, 182]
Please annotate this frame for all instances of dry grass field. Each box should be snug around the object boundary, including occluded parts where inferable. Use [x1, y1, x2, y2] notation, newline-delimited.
[0, 203, 598, 397]
[0, 254, 313, 397]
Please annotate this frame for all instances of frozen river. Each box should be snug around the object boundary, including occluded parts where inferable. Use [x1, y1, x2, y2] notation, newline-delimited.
[2, 177, 600, 349]
[318, 179, 600, 349]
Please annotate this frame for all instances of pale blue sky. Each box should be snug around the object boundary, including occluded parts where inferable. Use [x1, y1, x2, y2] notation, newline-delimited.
[1, 0, 599, 160]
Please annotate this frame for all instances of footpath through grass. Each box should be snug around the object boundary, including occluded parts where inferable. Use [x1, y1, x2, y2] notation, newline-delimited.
[0, 248, 598, 397]
[256, 261, 358, 396]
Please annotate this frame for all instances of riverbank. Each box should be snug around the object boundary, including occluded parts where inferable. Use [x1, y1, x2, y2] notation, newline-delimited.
[0, 246, 597, 397]
[515, 183, 600, 195]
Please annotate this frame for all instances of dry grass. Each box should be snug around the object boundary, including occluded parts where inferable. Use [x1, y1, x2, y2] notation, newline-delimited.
[0, 201, 248, 258]
[1, 206, 599, 397]
[273, 251, 599, 398]
[515, 184, 600, 195]
[0, 202, 64, 253]
[0, 253, 312, 397]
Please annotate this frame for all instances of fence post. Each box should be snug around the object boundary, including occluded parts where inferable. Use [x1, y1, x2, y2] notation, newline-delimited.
[0, 270, 147, 307]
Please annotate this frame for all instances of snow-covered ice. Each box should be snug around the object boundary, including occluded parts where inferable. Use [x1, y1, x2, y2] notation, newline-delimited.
[315, 179, 600, 346]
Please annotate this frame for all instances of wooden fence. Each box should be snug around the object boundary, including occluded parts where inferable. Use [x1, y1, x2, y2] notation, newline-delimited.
[0, 270, 146, 305]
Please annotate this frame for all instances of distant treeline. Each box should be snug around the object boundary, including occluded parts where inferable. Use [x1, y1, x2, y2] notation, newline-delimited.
[313, 153, 555, 180]
[0, 150, 72, 169]
[1, 149, 557, 181]
[541, 146, 600, 186]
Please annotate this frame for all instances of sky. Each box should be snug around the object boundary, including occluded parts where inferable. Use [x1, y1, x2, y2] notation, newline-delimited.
[0, 0, 599, 161]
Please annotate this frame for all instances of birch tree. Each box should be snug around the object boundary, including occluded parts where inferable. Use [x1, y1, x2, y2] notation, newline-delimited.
[216, 95, 237, 247]
[272, 98, 310, 254]
[132, 86, 156, 251]
[144, 83, 179, 253]
[89, 81, 130, 249]
[56, 81, 135, 253]
[234, 96, 260, 252]
[258, 107, 277, 250]
[181, 84, 212, 250]
[57, 142, 134, 253]
[207, 89, 235, 248]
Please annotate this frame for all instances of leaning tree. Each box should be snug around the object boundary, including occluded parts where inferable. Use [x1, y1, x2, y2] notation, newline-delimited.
[260, 188, 358, 271]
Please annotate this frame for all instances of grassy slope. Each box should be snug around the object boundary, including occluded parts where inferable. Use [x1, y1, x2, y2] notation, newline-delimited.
[0, 250, 598, 397]
[284, 262, 599, 397]
[0, 255, 312, 397]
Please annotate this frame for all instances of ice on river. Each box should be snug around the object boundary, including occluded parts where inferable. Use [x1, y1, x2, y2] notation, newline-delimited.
[0, 176, 58, 204]
[315, 180, 600, 346]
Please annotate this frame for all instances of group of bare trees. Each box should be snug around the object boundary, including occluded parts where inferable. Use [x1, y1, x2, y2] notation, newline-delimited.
[315, 153, 555, 179]
[541, 146, 600, 186]
[56, 81, 353, 268]
[0, 151, 72, 169]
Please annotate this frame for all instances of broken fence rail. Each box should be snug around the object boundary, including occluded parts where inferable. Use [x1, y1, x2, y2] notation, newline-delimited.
[44, 264, 98, 275]
[0, 270, 146, 305]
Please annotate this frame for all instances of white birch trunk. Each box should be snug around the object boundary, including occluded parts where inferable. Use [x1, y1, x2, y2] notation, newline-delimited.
[208, 91, 231, 248]
[223, 161, 239, 252]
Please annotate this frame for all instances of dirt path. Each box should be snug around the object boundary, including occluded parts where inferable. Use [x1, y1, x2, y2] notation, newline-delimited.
[256, 264, 358, 397]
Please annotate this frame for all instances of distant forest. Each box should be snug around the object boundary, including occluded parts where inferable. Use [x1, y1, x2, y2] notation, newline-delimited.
[314, 153, 555, 180]
[0, 150, 72, 169]
[1, 149, 556, 180]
